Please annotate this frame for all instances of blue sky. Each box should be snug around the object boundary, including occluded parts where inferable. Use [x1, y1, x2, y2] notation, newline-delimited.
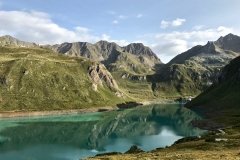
[0, 0, 240, 62]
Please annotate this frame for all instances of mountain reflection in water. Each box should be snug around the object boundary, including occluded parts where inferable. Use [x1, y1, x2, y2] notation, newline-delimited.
[0, 104, 204, 160]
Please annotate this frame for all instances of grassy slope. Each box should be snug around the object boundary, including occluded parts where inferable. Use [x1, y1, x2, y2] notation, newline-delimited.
[0, 47, 126, 111]
[152, 57, 225, 98]
[107, 51, 156, 76]
[106, 51, 159, 101]
[186, 56, 240, 125]
[111, 71, 156, 101]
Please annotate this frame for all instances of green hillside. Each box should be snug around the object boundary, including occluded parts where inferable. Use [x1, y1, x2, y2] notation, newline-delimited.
[186, 56, 240, 125]
[151, 36, 240, 97]
[0, 46, 127, 111]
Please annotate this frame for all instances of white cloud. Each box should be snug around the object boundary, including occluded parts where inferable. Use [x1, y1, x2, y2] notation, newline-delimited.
[74, 26, 90, 33]
[0, 10, 238, 64]
[0, 10, 131, 46]
[172, 18, 186, 27]
[136, 14, 143, 18]
[193, 25, 205, 30]
[160, 18, 186, 29]
[143, 26, 239, 63]
[160, 20, 169, 29]
[0, 10, 123, 44]
[118, 15, 127, 19]
[112, 20, 119, 24]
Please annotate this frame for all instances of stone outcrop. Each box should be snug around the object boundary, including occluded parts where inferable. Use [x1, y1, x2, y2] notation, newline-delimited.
[88, 63, 119, 91]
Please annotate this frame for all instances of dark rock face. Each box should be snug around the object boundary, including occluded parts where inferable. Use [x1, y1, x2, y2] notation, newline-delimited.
[125, 145, 144, 154]
[95, 40, 121, 59]
[116, 102, 143, 109]
[95, 152, 122, 157]
[215, 33, 240, 52]
[123, 43, 159, 58]
[217, 56, 240, 83]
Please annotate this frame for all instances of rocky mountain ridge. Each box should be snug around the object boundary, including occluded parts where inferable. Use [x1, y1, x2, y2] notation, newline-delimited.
[52, 40, 161, 74]
[151, 33, 240, 97]
[0, 33, 240, 102]
[0, 35, 37, 48]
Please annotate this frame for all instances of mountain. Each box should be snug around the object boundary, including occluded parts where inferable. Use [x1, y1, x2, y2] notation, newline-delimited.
[52, 41, 161, 75]
[123, 43, 160, 66]
[186, 56, 240, 125]
[150, 33, 240, 97]
[0, 35, 37, 48]
[215, 33, 240, 52]
[0, 33, 239, 108]
[50, 40, 162, 100]
[0, 46, 127, 111]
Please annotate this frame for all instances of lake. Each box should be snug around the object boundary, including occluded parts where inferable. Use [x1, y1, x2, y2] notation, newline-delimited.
[0, 104, 204, 160]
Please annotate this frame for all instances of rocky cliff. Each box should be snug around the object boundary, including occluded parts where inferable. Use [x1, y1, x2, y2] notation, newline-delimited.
[88, 63, 119, 92]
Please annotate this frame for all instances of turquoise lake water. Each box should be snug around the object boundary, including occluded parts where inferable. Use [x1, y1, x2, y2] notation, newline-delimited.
[0, 104, 204, 160]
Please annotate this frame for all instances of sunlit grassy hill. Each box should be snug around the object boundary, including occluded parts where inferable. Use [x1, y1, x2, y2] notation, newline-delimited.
[0, 46, 127, 111]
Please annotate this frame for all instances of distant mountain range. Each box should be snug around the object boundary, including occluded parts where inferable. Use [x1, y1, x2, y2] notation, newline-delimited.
[50, 40, 161, 75]
[151, 33, 240, 97]
[0, 33, 239, 111]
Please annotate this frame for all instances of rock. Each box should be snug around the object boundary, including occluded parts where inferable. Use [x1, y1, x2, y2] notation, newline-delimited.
[115, 91, 124, 97]
[215, 138, 228, 142]
[116, 102, 143, 109]
[125, 145, 144, 154]
[88, 63, 119, 91]
[95, 152, 122, 157]
[174, 136, 201, 145]
[121, 73, 147, 81]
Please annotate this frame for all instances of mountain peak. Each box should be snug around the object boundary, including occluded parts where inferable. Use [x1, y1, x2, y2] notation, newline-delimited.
[215, 33, 240, 52]
[124, 43, 157, 56]
[0, 35, 37, 47]
[96, 40, 114, 44]
[216, 33, 239, 42]
[95, 40, 119, 48]
[125, 43, 146, 50]
[1, 35, 16, 39]
[225, 33, 237, 38]
[0, 35, 20, 42]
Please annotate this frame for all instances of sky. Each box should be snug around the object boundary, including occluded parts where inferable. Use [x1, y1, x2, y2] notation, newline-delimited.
[0, 0, 240, 63]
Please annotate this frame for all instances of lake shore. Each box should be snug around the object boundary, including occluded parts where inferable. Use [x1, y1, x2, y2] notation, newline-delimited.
[0, 100, 170, 118]
[0, 106, 118, 118]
